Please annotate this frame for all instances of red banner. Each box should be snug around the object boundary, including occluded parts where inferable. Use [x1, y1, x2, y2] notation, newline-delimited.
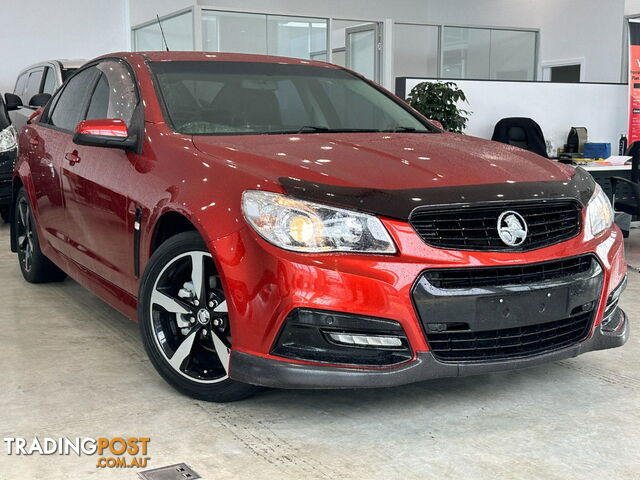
[628, 21, 640, 144]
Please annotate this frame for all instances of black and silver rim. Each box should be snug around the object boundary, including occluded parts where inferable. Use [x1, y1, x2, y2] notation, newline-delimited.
[150, 251, 230, 383]
[16, 197, 34, 273]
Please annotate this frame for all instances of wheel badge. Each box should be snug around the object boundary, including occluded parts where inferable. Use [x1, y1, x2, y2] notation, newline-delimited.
[497, 210, 528, 247]
[196, 308, 211, 325]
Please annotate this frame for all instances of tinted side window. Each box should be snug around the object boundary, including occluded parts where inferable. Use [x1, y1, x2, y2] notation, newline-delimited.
[85, 74, 109, 120]
[42, 67, 58, 95]
[61, 68, 77, 82]
[24, 69, 44, 104]
[14, 73, 27, 98]
[85, 60, 137, 126]
[49, 67, 99, 131]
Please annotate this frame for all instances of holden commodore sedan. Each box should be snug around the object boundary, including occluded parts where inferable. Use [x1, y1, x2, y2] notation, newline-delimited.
[10, 52, 628, 402]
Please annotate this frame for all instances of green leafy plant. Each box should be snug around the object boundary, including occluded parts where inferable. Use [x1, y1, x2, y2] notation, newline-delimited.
[406, 81, 471, 133]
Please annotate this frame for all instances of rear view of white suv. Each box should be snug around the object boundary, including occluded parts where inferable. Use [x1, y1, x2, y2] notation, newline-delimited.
[4, 59, 84, 130]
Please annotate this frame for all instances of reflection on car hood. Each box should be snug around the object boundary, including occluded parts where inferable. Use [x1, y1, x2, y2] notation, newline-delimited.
[192, 132, 592, 220]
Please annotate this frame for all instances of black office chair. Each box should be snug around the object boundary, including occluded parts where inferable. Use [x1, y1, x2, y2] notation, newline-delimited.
[491, 117, 548, 158]
[611, 141, 640, 221]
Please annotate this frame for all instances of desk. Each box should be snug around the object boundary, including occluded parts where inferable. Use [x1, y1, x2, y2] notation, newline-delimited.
[579, 164, 635, 231]
[582, 164, 631, 172]
[580, 164, 632, 199]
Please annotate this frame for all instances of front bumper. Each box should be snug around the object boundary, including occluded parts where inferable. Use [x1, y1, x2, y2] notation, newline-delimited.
[210, 212, 628, 389]
[0, 148, 16, 204]
[229, 309, 628, 388]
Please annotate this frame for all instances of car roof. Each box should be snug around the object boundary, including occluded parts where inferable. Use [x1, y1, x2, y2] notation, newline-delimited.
[57, 59, 86, 69]
[18, 59, 85, 74]
[129, 51, 341, 69]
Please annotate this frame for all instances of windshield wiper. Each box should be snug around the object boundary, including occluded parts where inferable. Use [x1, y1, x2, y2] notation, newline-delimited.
[296, 126, 384, 133]
[297, 125, 330, 133]
[382, 126, 418, 132]
[264, 126, 381, 135]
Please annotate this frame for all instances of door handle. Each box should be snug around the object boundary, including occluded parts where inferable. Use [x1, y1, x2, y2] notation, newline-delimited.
[65, 150, 81, 166]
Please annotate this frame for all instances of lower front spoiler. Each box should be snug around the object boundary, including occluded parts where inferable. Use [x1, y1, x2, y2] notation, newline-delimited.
[229, 310, 629, 389]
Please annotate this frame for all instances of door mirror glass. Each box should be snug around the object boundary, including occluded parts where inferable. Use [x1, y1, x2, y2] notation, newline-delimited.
[73, 118, 136, 150]
[29, 93, 52, 108]
[4, 93, 22, 111]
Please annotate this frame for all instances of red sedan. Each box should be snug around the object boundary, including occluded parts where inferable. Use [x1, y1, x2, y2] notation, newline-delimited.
[10, 52, 628, 401]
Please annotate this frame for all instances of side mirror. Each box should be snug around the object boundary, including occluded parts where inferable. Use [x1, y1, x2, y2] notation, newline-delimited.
[73, 118, 137, 150]
[427, 119, 444, 130]
[4, 93, 22, 111]
[29, 93, 51, 108]
[0, 96, 10, 129]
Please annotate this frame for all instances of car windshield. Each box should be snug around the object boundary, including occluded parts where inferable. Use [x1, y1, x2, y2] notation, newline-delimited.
[150, 61, 434, 136]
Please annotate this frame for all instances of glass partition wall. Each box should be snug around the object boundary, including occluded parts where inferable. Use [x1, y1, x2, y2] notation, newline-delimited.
[132, 9, 380, 82]
[201, 11, 328, 61]
[133, 10, 195, 51]
[132, 8, 539, 85]
[393, 23, 440, 79]
[441, 26, 537, 80]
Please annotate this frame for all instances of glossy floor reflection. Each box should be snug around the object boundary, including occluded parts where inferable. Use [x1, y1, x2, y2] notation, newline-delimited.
[0, 221, 638, 479]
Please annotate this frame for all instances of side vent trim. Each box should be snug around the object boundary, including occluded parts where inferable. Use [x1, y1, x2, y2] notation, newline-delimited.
[133, 206, 143, 278]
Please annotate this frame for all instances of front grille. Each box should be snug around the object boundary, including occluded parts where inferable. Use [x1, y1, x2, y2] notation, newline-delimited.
[426, 311, 593, 362]
[425, 255, 593, 290]
[410, 201, 581, 251]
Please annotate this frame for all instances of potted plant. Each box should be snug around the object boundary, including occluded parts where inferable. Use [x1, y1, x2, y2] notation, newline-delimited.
[406, 81, 470, 133]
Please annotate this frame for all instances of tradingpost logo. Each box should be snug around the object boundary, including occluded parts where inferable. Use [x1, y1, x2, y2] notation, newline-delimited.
[4, 436, 151, 469]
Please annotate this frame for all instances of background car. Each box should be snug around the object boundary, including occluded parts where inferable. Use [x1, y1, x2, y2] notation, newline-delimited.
[0, 95, 16, 222]
[4, 59, 84, 131]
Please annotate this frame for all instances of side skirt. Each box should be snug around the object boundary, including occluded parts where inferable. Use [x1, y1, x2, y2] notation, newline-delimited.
[45, 247, 138, 321]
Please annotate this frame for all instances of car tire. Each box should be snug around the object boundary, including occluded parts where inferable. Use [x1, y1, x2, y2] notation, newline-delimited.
[0, 205, 9, 223]
[14, 188, 67, 283]
[138, 231, 260, 402]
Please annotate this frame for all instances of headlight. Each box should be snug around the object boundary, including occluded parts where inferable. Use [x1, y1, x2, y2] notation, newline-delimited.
[0, 125, 17, 153]
[586, 184, 614, 237]
[241, 190, 396, 254]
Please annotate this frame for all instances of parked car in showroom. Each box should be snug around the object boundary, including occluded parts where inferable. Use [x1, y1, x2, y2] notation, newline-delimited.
[5, 59, 84, 131]
[10, 52, 628, 402]
[0, 95, 16, 222]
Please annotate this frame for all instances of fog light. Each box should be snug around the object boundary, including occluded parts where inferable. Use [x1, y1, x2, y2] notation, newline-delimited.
[328, 333, 403, 347]
[271, 308, 412, 366]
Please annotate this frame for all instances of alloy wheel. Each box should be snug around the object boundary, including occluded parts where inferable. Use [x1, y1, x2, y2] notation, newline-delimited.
[150, 251, 230, 383]
[16, 197, 34, 272]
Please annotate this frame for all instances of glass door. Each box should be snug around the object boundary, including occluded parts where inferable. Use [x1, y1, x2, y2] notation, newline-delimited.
[345, 23, 381, 82]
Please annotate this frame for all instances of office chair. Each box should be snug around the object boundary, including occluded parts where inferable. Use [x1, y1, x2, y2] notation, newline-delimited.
[491, 117, 548, 158]
[610, 141, 640, 222]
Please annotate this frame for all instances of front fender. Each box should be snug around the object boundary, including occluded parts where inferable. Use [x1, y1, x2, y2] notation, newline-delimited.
[134, 123, 284, 268]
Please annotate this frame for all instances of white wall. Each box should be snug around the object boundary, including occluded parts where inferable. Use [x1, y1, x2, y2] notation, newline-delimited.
[0, 0, 129, 94]
[626, 0, 640, 14]
[404, 78, 628, 152]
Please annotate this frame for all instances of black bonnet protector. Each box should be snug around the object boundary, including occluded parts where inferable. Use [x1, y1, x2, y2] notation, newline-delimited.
[279, 167, 595, 221]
